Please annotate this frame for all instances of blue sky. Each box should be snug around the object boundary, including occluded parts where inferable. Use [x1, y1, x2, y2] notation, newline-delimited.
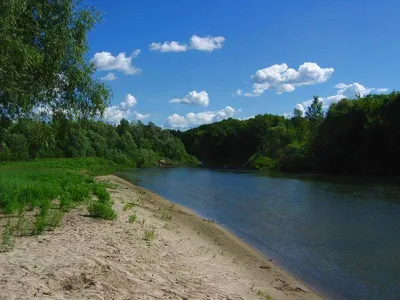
[87, 0, 400, 128]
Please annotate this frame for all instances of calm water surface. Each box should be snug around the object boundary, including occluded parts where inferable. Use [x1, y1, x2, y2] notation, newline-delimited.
[118, 168, 400, 300]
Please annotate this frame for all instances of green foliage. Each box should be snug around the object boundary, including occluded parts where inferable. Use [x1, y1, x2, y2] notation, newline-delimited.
[0, 118, 198, 168]
[128, 214, 137, 223]
[14, 214, 30, 236]
[143, 229, 156, 241]
[247, 155, 275, 170]
[0, 221, 15, 252]
[176, 92, 400, 175]
[123, 202, 136, 211]
[0, 158, 125, 239]
[92, 182, 111, 203]
[312, 92, 400, 174]
[87, 201, 117, 220]
[0, 0, 111, 118]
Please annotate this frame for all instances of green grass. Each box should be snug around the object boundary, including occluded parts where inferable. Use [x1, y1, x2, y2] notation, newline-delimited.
[256, 290, 273, 300]
[0, 221, 15, 252]
[123, 202, 136, 211]
[143, 229, 155, 242]
[128, 214, 137, 223]
[0, 158, 122, 248]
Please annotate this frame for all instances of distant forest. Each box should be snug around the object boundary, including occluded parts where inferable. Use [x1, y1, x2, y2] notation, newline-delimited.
[173, 92, 400, 175]
[0, 117, 197, 168]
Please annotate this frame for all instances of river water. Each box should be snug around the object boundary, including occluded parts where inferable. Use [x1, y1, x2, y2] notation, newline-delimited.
[118, 167, 400, 300]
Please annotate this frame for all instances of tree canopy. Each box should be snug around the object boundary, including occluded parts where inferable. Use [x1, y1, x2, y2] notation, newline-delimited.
[174, 92, 400, 175]
[0, 0, 110, 118]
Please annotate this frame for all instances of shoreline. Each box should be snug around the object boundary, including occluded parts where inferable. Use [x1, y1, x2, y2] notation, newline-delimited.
[109, 175, 323, 300]
[0, 174, 323, 300]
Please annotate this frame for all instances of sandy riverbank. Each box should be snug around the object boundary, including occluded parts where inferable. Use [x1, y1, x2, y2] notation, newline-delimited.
[0, 175, 323, 300]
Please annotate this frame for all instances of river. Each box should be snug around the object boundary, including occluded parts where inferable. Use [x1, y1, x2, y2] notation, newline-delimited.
[118, 167, 400, 300]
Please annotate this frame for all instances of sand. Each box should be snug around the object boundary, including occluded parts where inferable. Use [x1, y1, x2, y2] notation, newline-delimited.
[0, 175, 323, 300]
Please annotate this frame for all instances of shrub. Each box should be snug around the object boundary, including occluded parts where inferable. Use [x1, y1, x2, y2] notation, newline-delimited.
[92, 182, 111, 203]
[33, 214, 48, 235]
[87, 201, 117, 220]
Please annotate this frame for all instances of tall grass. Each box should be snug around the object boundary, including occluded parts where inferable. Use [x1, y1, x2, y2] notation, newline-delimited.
[0, 158, 123, 251]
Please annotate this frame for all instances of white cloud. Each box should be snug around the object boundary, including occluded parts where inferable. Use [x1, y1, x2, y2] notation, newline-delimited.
[238, 62, 334, 96]
[169, 90, 209, 106]
[100, 72, 117, 81]
[135, 112, 151, 121]
[286, 82, 389, 117]
[166, 106, 236, 129]
[189, 35, 225, 52]
[149, 35, 225, 53]
[149, 41, 188, 52]
[91, 51, 141, 75]
[103, 94, 150, 124]
[233, 89, 243, 97]
[120, 94, 137, 110]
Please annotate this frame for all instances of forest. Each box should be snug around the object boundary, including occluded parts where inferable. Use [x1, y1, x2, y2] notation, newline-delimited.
[173, 92, 400, 175]
[0, 116, 197, 167]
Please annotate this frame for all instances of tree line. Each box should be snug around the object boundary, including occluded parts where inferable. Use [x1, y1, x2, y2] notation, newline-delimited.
[173, 92, 400, 175]
[0, 116, 197, 167]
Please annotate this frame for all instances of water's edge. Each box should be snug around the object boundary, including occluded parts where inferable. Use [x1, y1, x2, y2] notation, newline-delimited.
[115, 173, 327, 299]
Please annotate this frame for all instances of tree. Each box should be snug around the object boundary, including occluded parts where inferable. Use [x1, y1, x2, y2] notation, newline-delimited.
[0, 0, 110, 118]
[293, 107, 304, 118]
[305, 96, 324, 122]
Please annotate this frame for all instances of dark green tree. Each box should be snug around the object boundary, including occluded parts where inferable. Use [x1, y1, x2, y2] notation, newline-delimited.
[305, 96, 324, 122]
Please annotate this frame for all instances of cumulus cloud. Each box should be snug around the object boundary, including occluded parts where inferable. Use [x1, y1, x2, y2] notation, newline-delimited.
[103, 94, 150, 124]
[91, 50, 141, 75]
[189, 35, 225, 52]
[149, 41, 188, 52]
[166, 106, 236, 129]
[285, 82, 389, 117]
[149, 35, 225, 53]
[237, 62, 334, 96]
[169, 91, 209, 106]
[100, 72, 117, 81]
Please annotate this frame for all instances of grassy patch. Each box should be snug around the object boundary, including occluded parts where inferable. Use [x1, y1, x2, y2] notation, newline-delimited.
[128, 214, 137, 223]
[0, 221, 15, 252]
[102, 181, 119, 190]
[87, 201, 117, 220]
[143, 229, 155, 242]
[256, 290, 273, 300]
[0, 158, 123, 249]
[123, 202, 136, 211]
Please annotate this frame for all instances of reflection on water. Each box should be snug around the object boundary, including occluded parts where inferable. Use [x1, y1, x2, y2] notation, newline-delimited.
[118, 167, 400, 300]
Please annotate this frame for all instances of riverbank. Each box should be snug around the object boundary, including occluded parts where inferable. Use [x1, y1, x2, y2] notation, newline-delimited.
[0, 175, 322, 299]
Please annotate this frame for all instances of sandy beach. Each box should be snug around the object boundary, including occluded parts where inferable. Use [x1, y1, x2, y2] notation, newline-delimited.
[0, 175, 323, 300]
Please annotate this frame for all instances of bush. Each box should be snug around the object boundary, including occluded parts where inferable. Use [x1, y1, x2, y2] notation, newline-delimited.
[247, 154, 275, 170]
[87, 201, 117, 220]
[92, 182, 111, 203]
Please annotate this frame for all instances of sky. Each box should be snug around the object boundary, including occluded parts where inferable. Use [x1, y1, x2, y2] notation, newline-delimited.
[86, 0, 400, 129]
